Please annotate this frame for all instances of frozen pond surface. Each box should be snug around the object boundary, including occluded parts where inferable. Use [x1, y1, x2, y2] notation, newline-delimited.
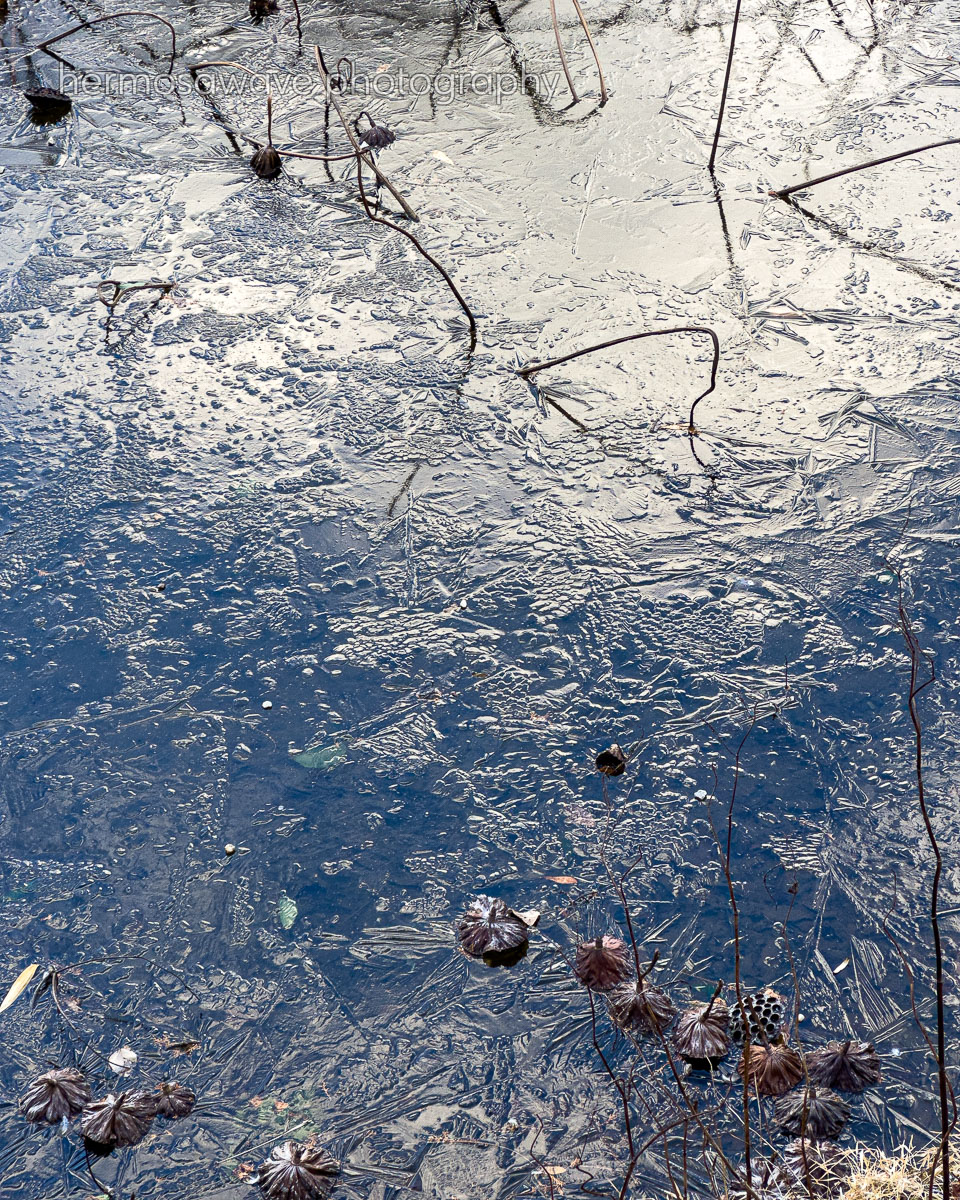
[1, 0, 960, 1194]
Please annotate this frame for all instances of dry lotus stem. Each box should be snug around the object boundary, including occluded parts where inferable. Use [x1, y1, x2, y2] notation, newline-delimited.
[21, 1067, 91, 1124]
[81, 1091, 157, 1150]
[673, 997, 731, 1061]
[607, 979, 676, 1034]
[738, 1042, 804, 1097]
[574, 935, 632, 992]
[807, 1039, 881, 1092]
[457, 896, 529, 958]
[775, 1087, 850, 1140]
[258, 1140, 339, 1200]
[154, 1081, 196, 1119]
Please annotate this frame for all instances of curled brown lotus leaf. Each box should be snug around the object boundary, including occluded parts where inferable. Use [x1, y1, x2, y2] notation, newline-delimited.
[81, 1090, 157, 1151]
[607, 979, 676, 1034]
[673, 997, 730, 1061]
[775, 1087, 850, 1140]
[258, 1140, 339, 1200]
[154, 1081, 196, 1119]
[21, 1067, 91, 1124]
[574, 935, 632, 992]
[738, 1042, 804, 1097]
[807, 1039, 881, 1092]
[361, 122, 396, 151]
[457, 896, 529, 958]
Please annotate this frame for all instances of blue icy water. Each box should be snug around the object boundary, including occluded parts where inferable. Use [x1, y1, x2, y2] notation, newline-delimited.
[1, 0, 960, 1194]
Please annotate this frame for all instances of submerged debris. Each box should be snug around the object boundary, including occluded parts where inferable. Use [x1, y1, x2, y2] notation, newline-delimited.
[21, 1067, 91, 1124]
[730, 987, 786, 1043]
[775, 1087, 850, 1140]
[81, 1091, 157, 1152]
[154, 1081, 196, 1119]
[249, 0, 278, 15]
[738, 1042, 804, 1097]
[457, 896, 529, 960]
[595, 744, 627, 776]
[574, 935, 632, 992]
[258, 1140, 339, 1200]
[251, 145, 283, 180]
[807, 1040, 881, 1092]
[673, 997, 730, 1062]
[783, 1138, 847, 1197]
[607, 978, 676, 1034]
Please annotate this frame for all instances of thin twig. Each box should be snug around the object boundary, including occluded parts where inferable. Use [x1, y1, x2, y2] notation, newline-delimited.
[36, 11, 177, 73]
[769, 137, 960, 199]
[568, 0, 608, 104]
[313, 45, 419, 222]
[547, 0, 579, 102]
[888, 560, 951, 1200]
[518, 325, 720, 433]
[355, 157, 478, 345]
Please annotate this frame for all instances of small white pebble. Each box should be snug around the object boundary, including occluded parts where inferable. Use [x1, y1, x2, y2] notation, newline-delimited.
[224, 844, 236, 856]
[262, 700, 273, 710]
[460, 598, 467, 609]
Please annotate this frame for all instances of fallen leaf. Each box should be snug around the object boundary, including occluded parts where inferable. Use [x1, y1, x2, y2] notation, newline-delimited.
[546, 876, 576, 885]
[0, 963, 39, 1013]
[109, 1046, 138, 1074]
[510, 908, 541, 927]
[833, 958, 850, 975]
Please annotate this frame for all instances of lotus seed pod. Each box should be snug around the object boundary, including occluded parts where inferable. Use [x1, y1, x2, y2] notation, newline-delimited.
[595, 744, 626, 776]
[251, 145, 282, 180]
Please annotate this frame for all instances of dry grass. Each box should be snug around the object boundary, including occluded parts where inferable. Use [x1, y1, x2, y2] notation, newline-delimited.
[836, 1146, 938, 1200]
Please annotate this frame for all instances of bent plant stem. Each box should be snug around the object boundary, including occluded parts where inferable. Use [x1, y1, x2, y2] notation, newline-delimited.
[770, 137, 960, 200]
[313, 45, 419, 222]
[780, 880, 816, 1200]
[881, 876, 958, 1200]
[890, 562, 951, 1200]
[703, 709, 760, 1197]
[568, 0, 608, 104]
[518, 325, 720, 434]
[37, 11, 178, 73]
[708, 0, 743, 171]
[588, 990, 641, 1199]
[355, 160, 478, 345]
[548, 0, 579, 102]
